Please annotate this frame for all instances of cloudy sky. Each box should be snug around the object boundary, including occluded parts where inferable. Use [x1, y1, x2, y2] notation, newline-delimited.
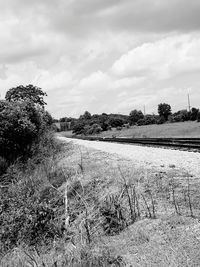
[0, 0, 200, 118]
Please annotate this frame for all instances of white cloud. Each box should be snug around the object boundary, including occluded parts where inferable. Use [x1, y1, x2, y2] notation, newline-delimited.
[1, 0, 200, 118]
[112, 35, 200, 80]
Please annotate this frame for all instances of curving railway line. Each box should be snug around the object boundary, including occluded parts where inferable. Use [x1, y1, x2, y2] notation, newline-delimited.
[70, 136, 200, 151]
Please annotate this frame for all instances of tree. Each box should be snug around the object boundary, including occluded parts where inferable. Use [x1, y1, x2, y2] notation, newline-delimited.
[0, 85, 50, 162]
[5, 84, 47, 108]
[189, 107, 199, 121]
[158, 103, 172, 121]
[80, 111, 92, 120]
[0, 101, 39, 161]
[129, 110, 144, 125]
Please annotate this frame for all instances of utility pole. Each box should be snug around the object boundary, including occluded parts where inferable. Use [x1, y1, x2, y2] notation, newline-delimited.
[143, 105, 146, 116]
[187, 90, 191, 112]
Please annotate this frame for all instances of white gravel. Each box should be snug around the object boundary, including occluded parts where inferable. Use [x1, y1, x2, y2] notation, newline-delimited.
[58, 136, 200, 177]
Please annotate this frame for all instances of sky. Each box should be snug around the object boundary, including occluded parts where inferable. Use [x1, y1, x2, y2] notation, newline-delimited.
[0, 0, 200, 118]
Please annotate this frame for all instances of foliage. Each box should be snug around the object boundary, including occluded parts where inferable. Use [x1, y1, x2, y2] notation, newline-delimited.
[169, 109, 189, 122]
[129, 109, 144, 125]
[137, 115, 157, 126]
[197, 112, 200, 122]
[0, 134, 64, 253]
[85, 123, 102, 135]
[100, 194, 127, 235]
[0, 85, 52, 167]
[79, 111, 92, 120]
[108, 118, 124, 127]
[5, 84, 47, 108]
[72, 122, 86, 135]
[189, 107, 199, 121]
[158, 103, 172, 121]
[156, 115, 166, 124]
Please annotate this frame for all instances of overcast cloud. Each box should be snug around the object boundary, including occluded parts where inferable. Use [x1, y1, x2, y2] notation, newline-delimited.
[0, 0, 200, 118]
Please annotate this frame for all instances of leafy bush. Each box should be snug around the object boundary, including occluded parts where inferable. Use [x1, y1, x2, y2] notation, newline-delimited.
[85, 124, 102, 135]
[0, 157, 8, 177]
[129, 109, 144, 125]
[100, 194, 127, 235]
[0, 134, 65, 253]
[156, 115, 166, 124]
[72, 122, 85, 135]
[108, 118, 124, 127]
[158, 103, 172, 121]
[0, 85, 52, 164]
[197, 112, 200, 122]
[189, 107, 199, 121]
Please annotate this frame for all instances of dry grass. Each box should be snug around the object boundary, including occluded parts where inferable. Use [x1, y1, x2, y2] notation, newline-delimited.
[2, 138, 200, 266]
[58, 142, 200, 266]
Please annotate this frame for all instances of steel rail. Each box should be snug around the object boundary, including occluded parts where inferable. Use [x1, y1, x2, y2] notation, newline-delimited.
[70, 136, 200, 150]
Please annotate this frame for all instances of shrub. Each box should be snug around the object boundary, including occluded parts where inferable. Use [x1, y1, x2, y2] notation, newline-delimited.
[100, 195, 127, 235]
[158, 103, 172, 121]
[72, 122, 86, 135]
[156, 115, 166, 124]
[0, 85, 51, 164]
[189, 107, 199, 121]
[108, 118, 124, 127]
[129, 110, 144, 125]
[0, 157, 8, 177]
[197, 112, 200, 122]
[85, 124, 102, 135]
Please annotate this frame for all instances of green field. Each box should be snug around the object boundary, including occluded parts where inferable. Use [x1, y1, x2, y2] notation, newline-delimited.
[94, 121, 200, 138]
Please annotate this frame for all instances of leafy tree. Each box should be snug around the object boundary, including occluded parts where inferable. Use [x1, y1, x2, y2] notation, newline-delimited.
[0, 101, 40, 161]
[80, 111, 92, 120]
[129, 110, 144, 125]
[189, 107, 199, 121]
[72, 122, 85, 135]
[0, 85, 51, 162]
[5, 84, 47, 108]
[85, 124, 102, 135]
[158, 103, 172, 121]
[108, 118, 124, 127]
[197, 112, 200, 122]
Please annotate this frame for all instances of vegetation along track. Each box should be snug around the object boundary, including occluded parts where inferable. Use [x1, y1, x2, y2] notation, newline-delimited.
[69, 136, 200, 151]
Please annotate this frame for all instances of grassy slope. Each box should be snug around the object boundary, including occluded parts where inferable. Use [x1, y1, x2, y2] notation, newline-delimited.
[95, 121, 200, 138]
[2, 137, 200, 266]
[58, 142, 200, 265]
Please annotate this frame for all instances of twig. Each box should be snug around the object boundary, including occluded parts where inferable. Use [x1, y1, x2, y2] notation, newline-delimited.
[141, 194, 152, 218]
[118, 167, 135, 223]
[187, 176, 194, 217]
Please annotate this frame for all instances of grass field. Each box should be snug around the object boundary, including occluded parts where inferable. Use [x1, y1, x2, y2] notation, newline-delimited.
[60, 121, 200, 139]
[95, 121, 200, 138]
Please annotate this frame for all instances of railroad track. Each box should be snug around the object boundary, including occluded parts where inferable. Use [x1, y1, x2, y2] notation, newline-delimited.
[71, 136, 200, 151]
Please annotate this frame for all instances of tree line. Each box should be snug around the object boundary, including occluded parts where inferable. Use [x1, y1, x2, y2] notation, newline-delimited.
[57, 103, 200, 135]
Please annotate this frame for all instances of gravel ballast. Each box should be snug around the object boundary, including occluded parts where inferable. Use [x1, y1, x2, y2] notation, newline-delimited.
[58, 136, 200, 177]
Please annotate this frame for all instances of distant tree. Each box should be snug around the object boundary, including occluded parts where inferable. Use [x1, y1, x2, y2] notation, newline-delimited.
[108, 118, 124, 127]
[85, 124, 102, 135]
[72, 122, 85, 135]
[60, 117, 68, 122]
[170, 109, 190, 122]
[5, 84, 47, 108]
[158, 103, 172, 121]
[129, 110, 144, 125]
[197, 112, 200, 122]
[189, 107, 199, 121]
[82, 111, 92, 120]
